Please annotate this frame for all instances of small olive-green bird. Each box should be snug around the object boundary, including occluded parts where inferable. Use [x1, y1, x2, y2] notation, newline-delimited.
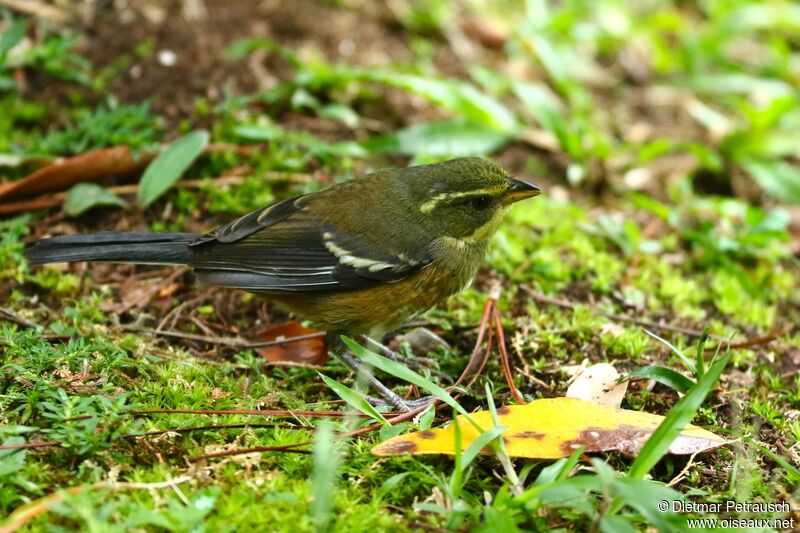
[26, 157, 540, 408]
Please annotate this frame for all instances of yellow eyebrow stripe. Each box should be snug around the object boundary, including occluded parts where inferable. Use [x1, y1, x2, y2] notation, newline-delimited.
[420, 188, 505, 213]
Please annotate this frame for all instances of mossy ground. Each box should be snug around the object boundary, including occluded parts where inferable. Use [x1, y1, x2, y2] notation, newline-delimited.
[1, 1, 799, 531]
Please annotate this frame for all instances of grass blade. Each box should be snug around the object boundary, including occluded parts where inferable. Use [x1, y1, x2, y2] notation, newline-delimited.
[319, 373, 388, 425]
[311, 421, 339, 530]
[644, 329, 695, 374]
[627, 353, 731, 479]
[628, 366, 695, 394]
[460, 425, 506, 472]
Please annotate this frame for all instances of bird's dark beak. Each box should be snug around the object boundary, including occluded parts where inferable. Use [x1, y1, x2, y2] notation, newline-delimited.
[503, 178, 541, 205]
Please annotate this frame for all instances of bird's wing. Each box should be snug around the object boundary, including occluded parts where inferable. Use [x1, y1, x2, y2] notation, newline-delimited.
[187, 195, 431, 293]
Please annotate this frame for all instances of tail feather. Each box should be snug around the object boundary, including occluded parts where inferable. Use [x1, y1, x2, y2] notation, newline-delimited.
[24, 232, 201, 265]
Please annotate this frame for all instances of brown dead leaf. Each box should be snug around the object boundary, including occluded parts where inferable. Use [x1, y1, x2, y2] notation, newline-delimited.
[0, 194, 64, 215]
[157, 283, 180, 299]
[252, 321, 328, 366]
[114, 276, 153, 313]
[461, 17, 508, 50]
[0, 146, 154, 202]
[0, 181, 17, 197]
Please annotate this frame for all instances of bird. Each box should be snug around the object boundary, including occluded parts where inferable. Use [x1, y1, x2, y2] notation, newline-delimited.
[25, 157, 541, 409]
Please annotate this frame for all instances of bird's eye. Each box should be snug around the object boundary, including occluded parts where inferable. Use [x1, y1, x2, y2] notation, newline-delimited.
[470, 196, 491, 210]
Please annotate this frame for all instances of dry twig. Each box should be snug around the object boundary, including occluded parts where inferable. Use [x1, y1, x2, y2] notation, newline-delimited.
[0, 0, 68, 23]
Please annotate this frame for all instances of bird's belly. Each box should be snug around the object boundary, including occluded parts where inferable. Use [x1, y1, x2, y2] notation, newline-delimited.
[273, 260, 476, 334]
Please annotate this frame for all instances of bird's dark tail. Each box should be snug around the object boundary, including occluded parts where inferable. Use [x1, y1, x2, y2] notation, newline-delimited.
[24, 232, 201, 265]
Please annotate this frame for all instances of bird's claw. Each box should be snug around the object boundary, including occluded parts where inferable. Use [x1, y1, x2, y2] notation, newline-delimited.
[367, 395, 437, 411]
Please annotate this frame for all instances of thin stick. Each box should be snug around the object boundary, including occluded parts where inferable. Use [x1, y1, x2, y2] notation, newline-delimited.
[247, 332, 327, 348]
[0, 441, 58, 450]
[521, 286, 727, 341]
[0, 0, 68, 23]
[704, 334, 778, 352]
[141, 329, 248, 347]
[128, 327, 327, 350]
[0, 176, 250, 215]
[123, 408, 384, 418]
[666, 448, 702, 487]
[0, 308, 41, 329]
[463, 325, 493, 391]
[493, 303, 524, 404]
[124, 423, 313, 438]
[188, 442, 313, 461]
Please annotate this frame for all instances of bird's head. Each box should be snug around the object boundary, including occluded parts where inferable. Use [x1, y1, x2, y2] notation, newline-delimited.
[399, 157, 541, 243]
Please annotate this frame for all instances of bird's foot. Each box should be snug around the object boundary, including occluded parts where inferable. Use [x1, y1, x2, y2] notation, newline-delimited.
[367, 395, 436, 411]
[335, 350, 416, 411]
[328, 333, 451, 412]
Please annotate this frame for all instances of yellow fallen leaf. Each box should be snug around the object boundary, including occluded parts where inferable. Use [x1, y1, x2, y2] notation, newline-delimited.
[372, 397, 728, 459]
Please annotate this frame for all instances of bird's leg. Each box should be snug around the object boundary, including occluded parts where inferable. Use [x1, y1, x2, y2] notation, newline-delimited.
[327, 334, 444, 411]
[362, 335, 453, 384]
[326, 333, 412, 411]
[366, 394, 437, 410]
[334, 350, 412, 411]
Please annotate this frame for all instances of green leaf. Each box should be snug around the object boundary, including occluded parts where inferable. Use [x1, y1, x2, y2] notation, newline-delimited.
[137, 130, 209, 207]
[319, 373, 389, 425]
[233, 124, 282, 142]
[683, 74, 792, 97]
[599, 516, 638, 533]
[740, 159, 800, 204]
[357, 70, 518, 132]
[63, 183, 127, 217]
[224, 37, 279, 59]
[365, 120, 509, 157]
[611, 477, 685, 531]
[0, 18, 27, 61]
[643, 329, 695, 374]
[694, 329, 709, 379]
[513, 450, 585, 506]
[628, 365, 695, 394]
[459, 424, 506, 473]
[511, 81, 567, 139]
[475, 506, 523, 533]
[318, 104, 359, 128]
[0, 437, 26, 476]
[627, 353, 731, 479]
[374, 473, 412, 501]
[750, 441, 800, 484]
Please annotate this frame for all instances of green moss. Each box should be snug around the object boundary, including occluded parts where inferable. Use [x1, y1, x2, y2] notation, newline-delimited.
[600, 326, 650, 360]
[711, 270, 775, 329]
